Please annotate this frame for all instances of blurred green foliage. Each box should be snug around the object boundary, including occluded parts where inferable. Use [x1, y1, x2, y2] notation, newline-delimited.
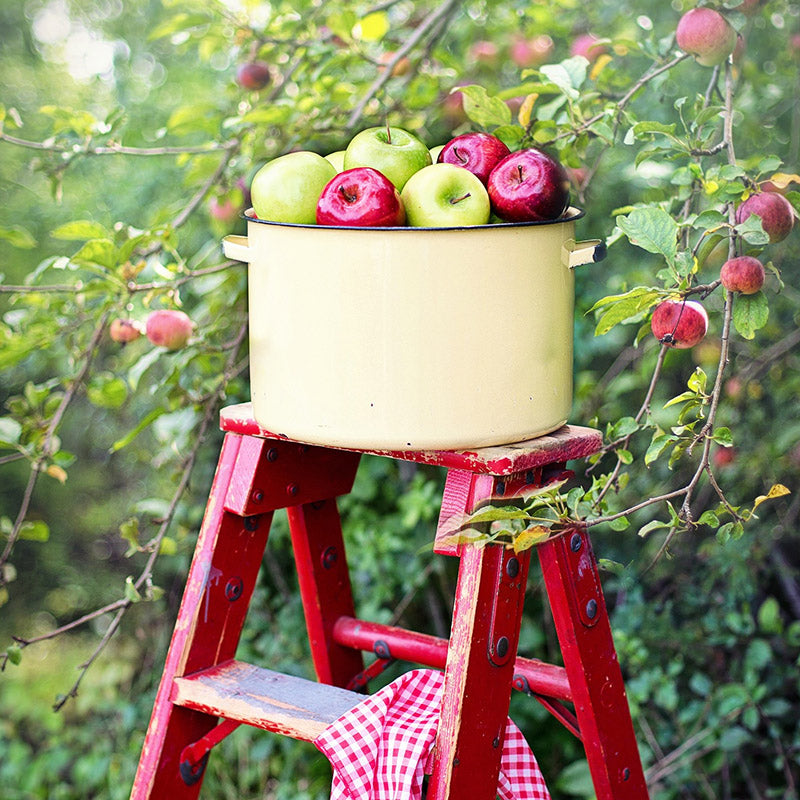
[1, 0, 799, 797]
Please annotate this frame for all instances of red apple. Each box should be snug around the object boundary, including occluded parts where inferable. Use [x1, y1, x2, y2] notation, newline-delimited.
[235, 61, 271, 90]
[145, 309, 194, 350]
[487, 148, 570, 222]
[510, 34, 555, 68]
[791, 33, 800, 60]
[570, 33, 607, 62]
[676, 8, 737, 67]
[109, 318, 142, 343]
[651, 300, 708, 349]
[712, 447, 737, 468]
[720, 256, 765, 294]
[735, 192, 795, 243]
[437, 132, 511, 186]
[316, 167, 406, 227]
[470, 40, 500, 66]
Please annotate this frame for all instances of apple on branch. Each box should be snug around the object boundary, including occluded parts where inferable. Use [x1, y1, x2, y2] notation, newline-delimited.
[487, 147, 570, 222]
[437, 132, 510, 186]
[676, 8, 737, 67]
[401, 163, 491, 227]
[109, 318, 142, 343]
[344, 126, 431, 191]
[145, 310, 194, 350]
[720, 256, 765, 295]
[250, 151, 336, 224]
[735, 191, 795, 243]
[236, 61, 271, 90]
[650, 300, 708, 349]
[316, 167, 405, 227]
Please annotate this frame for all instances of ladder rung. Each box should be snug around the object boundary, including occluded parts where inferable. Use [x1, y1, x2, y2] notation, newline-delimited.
[332, 616, 572, 702]
[172, 660, 363, 741]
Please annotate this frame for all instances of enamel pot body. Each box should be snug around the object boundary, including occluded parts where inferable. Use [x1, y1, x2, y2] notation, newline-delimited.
[223, 209, 603, 450]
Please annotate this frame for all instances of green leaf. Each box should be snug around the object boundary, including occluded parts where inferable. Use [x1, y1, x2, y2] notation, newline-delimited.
[18, 520, 50, 542]
[0, 225, 37, 249]
[124, 576, 142, 603]
[637, 519, 669, 538]
[51, 220, 110, 241]
[120, 518, 140, 556]
[454, 85, 512, 128]
[645, 432, 674, 465]
[616, 207, 678, 266]
[109, 407, 166, 452]
[0, 417, 22, 447]
[757, 596, 783, 633]
[87, 374, 128, 409]
[687, 367, 707, 394]
[71, 238, 117, 270]
[590, 287, 663, 336]
[712, 426, 733, 447]
[735, 213, 770, 246]
[732, 291, 769, 340]
[698, 510, 720, 527]
[540, 58, 587, 99]
[6, 643, 22, 665]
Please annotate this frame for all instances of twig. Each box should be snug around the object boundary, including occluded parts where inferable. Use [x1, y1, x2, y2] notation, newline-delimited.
[0, 131, 238, 157]
[346, 0, 460, 130]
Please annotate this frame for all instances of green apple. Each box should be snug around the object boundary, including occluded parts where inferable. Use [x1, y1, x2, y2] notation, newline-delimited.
[400, 163, 491, 227]
[429, 144, 445, 163]
[324, 150, 346, 172]
[250, 151, 336, 224]
[344, 126, 431, 191]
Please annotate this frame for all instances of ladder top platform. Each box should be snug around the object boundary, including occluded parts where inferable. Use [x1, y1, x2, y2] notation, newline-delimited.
[220, 403, 602, 476]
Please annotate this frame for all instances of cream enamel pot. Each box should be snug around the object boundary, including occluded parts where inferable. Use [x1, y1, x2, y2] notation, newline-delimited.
[223, 207, 604, 451]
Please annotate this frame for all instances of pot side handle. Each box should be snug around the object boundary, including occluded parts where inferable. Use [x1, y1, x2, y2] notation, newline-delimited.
[223, 234, 252, 263]
[562, 238, 607, 268]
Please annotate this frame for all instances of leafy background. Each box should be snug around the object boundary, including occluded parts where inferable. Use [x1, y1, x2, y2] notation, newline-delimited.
[1, 0, 799, 798]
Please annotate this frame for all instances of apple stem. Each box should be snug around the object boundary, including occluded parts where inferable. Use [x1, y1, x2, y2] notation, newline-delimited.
[517, 165, 524, 182]
[339, 185, 358, 204]
[450, 192, 472, 205]
[453, 146, 468, 166]
[385, 122, 392, 145]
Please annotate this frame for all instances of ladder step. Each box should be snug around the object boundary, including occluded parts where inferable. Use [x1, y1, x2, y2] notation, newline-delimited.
[172, 660, 363, 741]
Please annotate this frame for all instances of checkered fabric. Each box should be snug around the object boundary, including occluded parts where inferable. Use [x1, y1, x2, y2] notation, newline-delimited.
[313, 668, 550, 800]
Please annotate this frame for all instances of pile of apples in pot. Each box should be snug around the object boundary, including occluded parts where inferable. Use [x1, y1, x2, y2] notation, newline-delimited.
[249, 127, 570, 228]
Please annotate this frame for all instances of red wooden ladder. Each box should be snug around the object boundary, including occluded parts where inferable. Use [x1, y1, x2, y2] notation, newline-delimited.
[130, 402, 648, 799]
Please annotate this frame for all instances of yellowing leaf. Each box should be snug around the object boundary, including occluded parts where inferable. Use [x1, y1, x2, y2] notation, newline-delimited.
[753, 484, 790, 511]
[517, 93, 538, 127]
[513, 525, 552, 553]
[590, 53, 613, 81]
[353, 11, 389, 41]
[46, 464, 68, 484]
[767, 172, 800, 190]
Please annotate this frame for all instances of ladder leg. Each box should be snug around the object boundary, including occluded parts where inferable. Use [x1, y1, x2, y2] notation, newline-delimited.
[287, 498, 364, 687]
[131, 433, 273, 799]
[538, 528, 649, 799]
[428, 471, 531, 800]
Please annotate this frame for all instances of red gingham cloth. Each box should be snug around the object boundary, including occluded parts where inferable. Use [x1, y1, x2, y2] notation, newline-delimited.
[313, 668, 550, 800]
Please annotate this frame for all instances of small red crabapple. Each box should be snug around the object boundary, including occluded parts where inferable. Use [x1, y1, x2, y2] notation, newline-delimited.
[145, 309, 194, 350]
[109, 318, 142, 343]
[651, 300, 709, 349]
[720, 256, 765, 295]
